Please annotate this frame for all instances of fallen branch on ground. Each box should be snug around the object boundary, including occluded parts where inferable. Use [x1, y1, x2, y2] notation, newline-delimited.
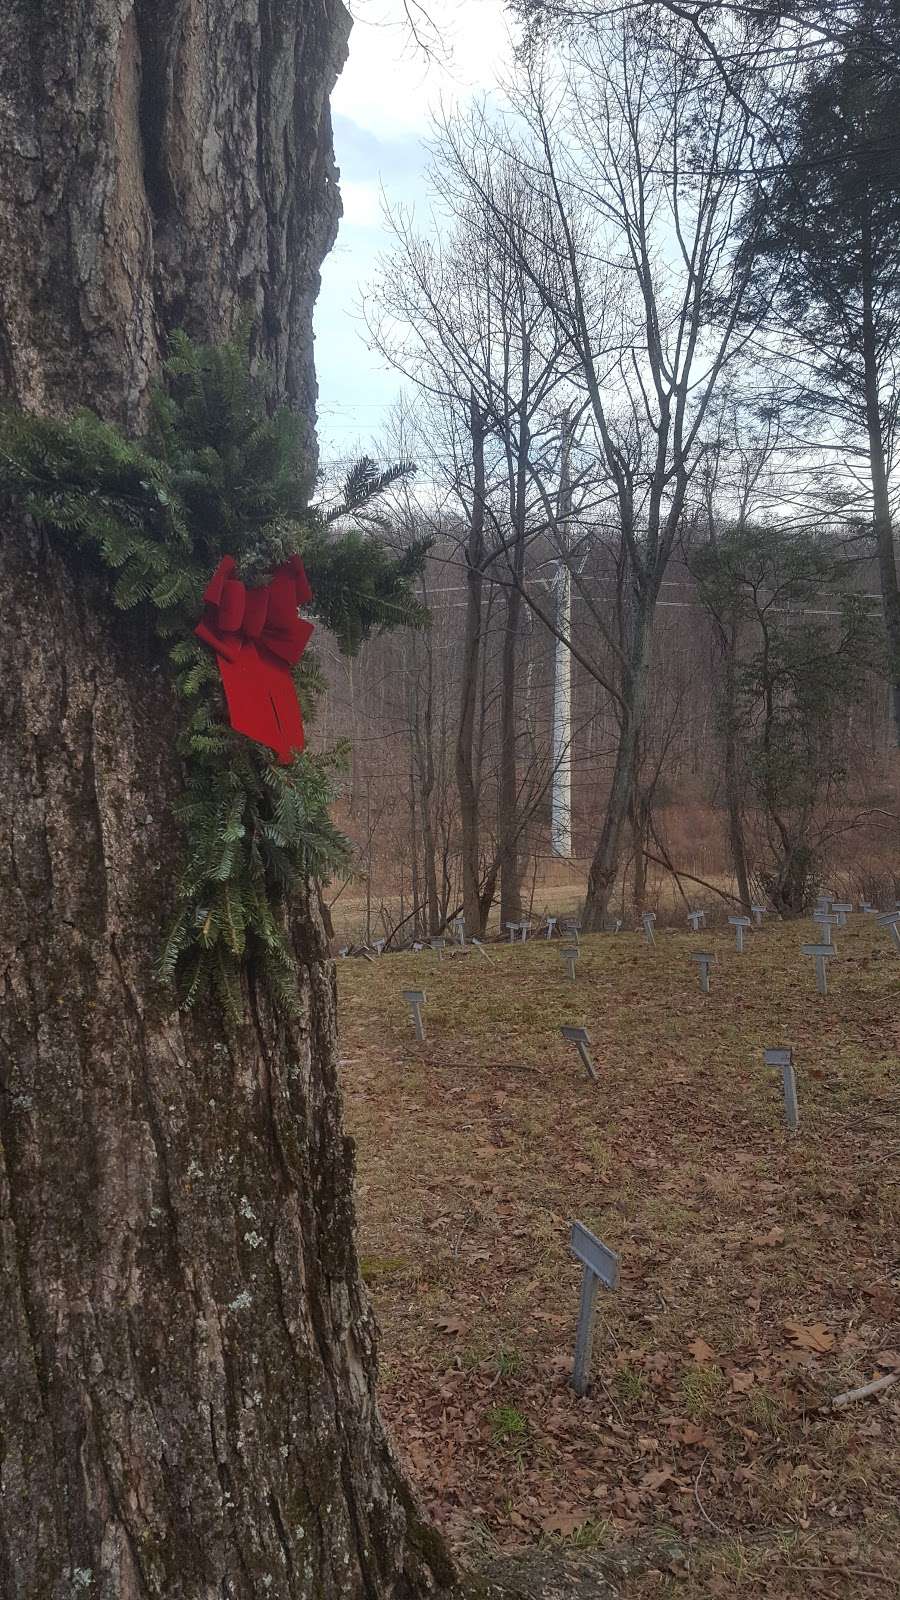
[829, 1373, 899, 1409]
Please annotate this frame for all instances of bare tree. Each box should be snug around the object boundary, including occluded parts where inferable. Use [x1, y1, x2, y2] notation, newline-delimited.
[449, 13, 766, 926]
[367, 154, 575, 928]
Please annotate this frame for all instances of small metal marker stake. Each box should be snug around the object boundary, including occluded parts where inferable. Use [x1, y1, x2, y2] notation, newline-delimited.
[519, 923, 531, 942]
[641, 911, 656, 947]
[560, 944, 580, 981]
[545, 917, 557, 939]
[560, 1025, 597, 1082]
[505, 923, 517, 944]
[832, 900, 852, 927]
[812, 911, 838, 945]
[402, 989, 426, 1041]
[373, 938, 385, 956]
[764, 1047, 798, 1133]
[692, 951, 714, 993]
[802, 942, 835, 995]
[751, 904, 765, 928]
[568, 1220, 620, 1396]
[687, 909, 706, 933]
[452, 917, 466, 947]
[877, 911, 900, 951]
[561, 921, 581, 945]
[729, 914, 752, 953]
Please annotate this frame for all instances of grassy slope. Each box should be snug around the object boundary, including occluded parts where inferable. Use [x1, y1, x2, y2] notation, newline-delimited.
[339, 918, 899, 1598]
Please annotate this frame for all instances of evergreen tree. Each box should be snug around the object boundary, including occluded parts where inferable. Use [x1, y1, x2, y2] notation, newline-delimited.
[738, 0, 900, 742]
[692, 523, 878, 911]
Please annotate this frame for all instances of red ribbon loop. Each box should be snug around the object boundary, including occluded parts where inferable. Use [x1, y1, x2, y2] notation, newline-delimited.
[195, 556, 314, 763]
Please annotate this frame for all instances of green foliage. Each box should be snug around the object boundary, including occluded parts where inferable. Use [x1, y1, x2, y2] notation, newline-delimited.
[692, 523, 879, 910]
[0, 331, 429, 1014]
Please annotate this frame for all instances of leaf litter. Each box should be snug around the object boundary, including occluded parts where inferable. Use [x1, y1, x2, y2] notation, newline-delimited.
[341, 921, 899, 1596]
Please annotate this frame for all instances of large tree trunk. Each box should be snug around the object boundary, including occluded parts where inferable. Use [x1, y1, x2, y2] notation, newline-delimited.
[0, 5, 452, 1595]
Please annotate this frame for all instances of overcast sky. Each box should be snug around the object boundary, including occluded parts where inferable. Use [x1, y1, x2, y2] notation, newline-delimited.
[314, 0, 514, 465]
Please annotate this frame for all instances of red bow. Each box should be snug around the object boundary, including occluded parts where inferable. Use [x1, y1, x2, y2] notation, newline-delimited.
[195, 555, 314, 763]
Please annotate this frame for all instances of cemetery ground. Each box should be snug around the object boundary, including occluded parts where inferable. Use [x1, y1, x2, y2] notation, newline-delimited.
[338, 920, 899, 1598]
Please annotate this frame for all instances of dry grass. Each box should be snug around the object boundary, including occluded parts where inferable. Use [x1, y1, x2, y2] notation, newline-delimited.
[338, 915, 900, 1598]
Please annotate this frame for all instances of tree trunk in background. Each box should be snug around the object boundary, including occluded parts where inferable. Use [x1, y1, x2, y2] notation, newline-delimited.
[582, 609, 653, 932]
[498, 580, 525, 928]
[861, 227, 900, 747]
[721, 624, 753, 914]
[456, 400, 488, 935]
[0, 5, 452, 1595]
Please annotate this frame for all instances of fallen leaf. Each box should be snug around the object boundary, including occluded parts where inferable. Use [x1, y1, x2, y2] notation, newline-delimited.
[435, 1316, 465, 1336]
[639, 1465, 674, 1493]
[541, 1510, 587, 1536]
[862, 1284, 896, 1316]
[677, 1422, 712, 1445]
[687, 1337, 716, 1364]
[730, 1369, 755, 1393]
[755, 1226, 785, 1247]
[783, 1318, 835, 1353]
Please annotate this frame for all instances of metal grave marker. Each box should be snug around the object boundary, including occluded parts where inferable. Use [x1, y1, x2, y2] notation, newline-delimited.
[802, 942, 835, 995]
[641, 911, 656, 947]
[687, 909, 706, 932]
[729, 914, 752, 953]
[877, 911, 900, 951]
[505, 922, 517, 943]
[764, 1047, 798, 1132]
[519, 923, 532, 942]
[561, 921, 581, 944]
[560, 944, 580, 981]
[402, 989, 427, 1041]
[751, 904, 765, 928]
[692, 950, 714, 993]
[560, 1025, 597, 1082]
[812, 911, 837, 945]
[569, 1220, 620, 1396]
[373, 938, 385, 956]
[471, 938, 496, 963]
[832, 900, 852, 926]
[545, 917, 557, 939]
[451, 917, 466, 946]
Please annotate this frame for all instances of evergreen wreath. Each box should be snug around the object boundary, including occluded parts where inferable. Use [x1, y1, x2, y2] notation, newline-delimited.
[0, 332, 428, 1016]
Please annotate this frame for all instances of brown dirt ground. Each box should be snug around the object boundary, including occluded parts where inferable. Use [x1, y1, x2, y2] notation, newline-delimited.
[338, 915, 899, 1598]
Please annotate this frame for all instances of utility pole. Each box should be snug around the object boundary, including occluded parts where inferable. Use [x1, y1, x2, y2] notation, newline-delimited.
[551, 410, 575, 857]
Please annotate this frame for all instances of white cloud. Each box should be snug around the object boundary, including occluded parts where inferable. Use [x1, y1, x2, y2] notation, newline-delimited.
[316, 0, 516, 459]
[338, 179, 384, 227]
[335, 0, 513, 140]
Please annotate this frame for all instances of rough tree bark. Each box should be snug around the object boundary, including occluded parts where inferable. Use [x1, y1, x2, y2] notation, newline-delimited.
[0, 5, 453, 1596]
